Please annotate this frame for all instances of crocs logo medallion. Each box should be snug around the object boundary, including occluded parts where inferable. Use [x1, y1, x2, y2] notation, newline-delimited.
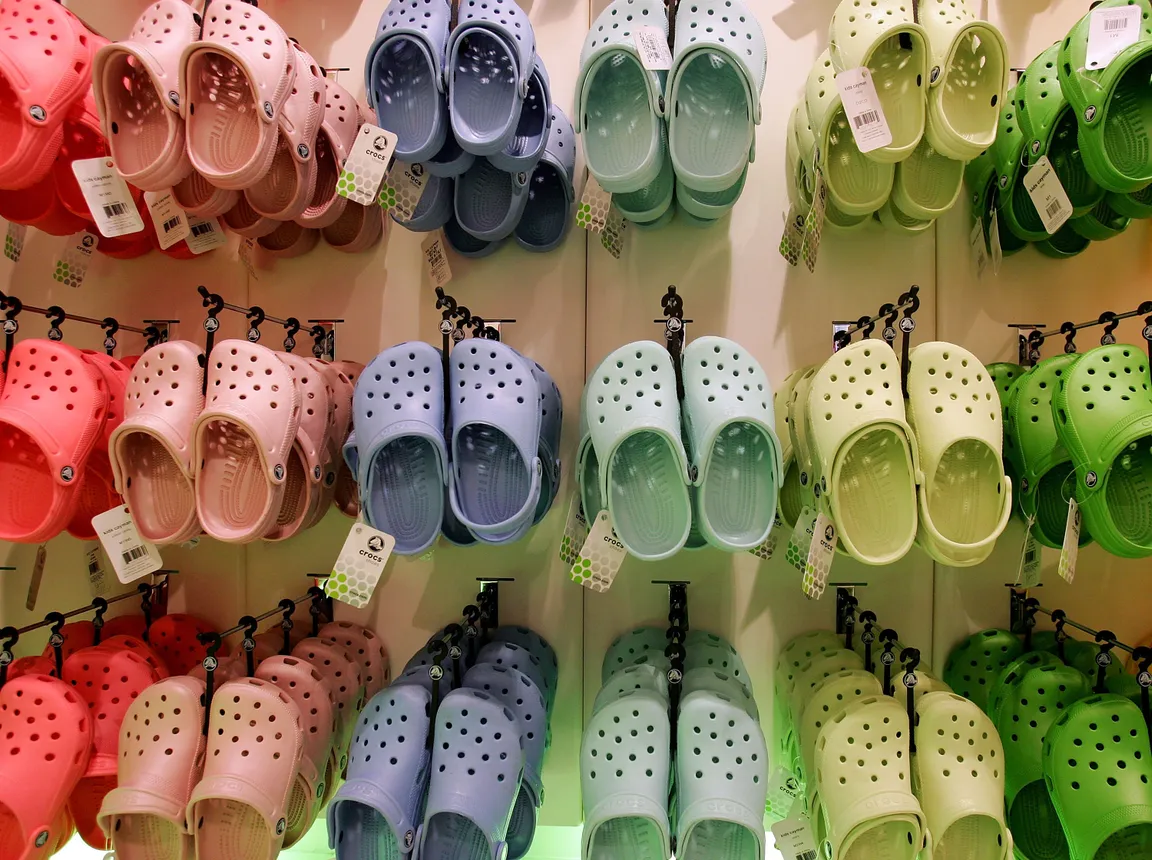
[1085, 105, 1097, 123]
[999, 175, 1008, 189]
[325, 471, 336, 486]
[276, 819, 286, 836]
[274, 464, 285, 481]
[263, 101, 275, 120]
[404, 831, 415, 850]
[1031, 140, 1041, 155]
[1142, 324, 1152, 341]
[800, 472, 808, 487]
[34, 831, 49, 848]
[29, 105, 46, 123]
[429, 665, 444, 681]
[930, 66, 941, 83]
[60, 466, 74, 482]
[298, 143, 310, 160]
[1085, 471, 1098, 488]
[1020, 477, 1029, 493]
[203, 655, 219, 671]
[313, 465, 322, 480]
[1139, 671, 1151, 688]
[168, 91, 180, 107]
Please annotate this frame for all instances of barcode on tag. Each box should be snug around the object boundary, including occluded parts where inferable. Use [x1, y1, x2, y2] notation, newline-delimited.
[162, 216, 180, 233]
[143, 189, 190, 249]
[634, 25, 673, 70]
[1105, 17, 1129, 31]
[103, 202, 128, 218]
[71, 158, 144, 238]
[1045, 199, 1062, 219]
[853, 110, 879, 129]
[796, 851, 817, 860]
[835, 67, 893, 153]
[186, 216, 227, 254]
[92, 505, 163, 584]
[190, 221, 213, 237]
[121, 545, 147, 565]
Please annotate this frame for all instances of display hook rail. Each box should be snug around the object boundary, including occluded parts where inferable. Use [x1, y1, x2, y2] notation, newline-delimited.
[832, 286, 920, 393]
[1010, 300, 1152, 366]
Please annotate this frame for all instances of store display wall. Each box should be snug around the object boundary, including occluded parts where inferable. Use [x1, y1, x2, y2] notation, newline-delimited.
[0, 0, 1149, 850]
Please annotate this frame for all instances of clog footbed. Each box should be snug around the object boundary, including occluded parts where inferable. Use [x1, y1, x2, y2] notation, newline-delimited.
[318, 622, 391, 700]
[913, 692, 1009, 860]
[920, 0, 1008, 162]
[221, 195, 279, 239]
[0, 673, 93, 860]
[574, 0, 668, 194]
[906, 343, 1012, 567]
[612, 148, 674, 223]
[447, 0, 536, 157]
[985, 650, 1062, 729]
[581, 689, 671, 860]
[454, 157, 531, 243]
[1057, 0, 1152, 193]
[890, 137, 965, 221]
[1052, 345, 1152, 557]
[602, 627, 670, 684]
[258, 222, 321, 259]
[298, 79, 363, 230]
[788, 650, 865, 740]
[427, 134, 477, 179]
[1109, 183, 1152, 218]
[323, 200, 385, 254]
[443, 212, 506, 257]
[827, 0, 929, 164]
[1005, 355, 1094, 549]
[666, 0, 765, 195]
[493, 626, 557, 709]
[775, 365, 816, 529]
[490, 57, 551, 176]
[1035, 219, 1092, 257]
[172, 171, 239, 220]
[186, 678, 303, 860]
[807, 340, 921, 565]
[943, 629, 1024, 714]
[877, 197, 935, 235]
[96, 676, 205, 860]
[327, 684, 432, 860]
[797, 669, 882, 783]
[418, 687, 526, 860]
[675, 691, 768, 860]
[1042, 694, 1152, 859]
[585, 342, 692, 559]
[806, 51, 893, 216]
[516, 107, 577, 253]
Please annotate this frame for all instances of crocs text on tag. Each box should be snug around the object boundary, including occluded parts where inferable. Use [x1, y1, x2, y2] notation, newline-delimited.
[1024, 155, 1073, 234]
[835, 68, 893, 153]
[421, 231, 453, 288]
[339, 124, 399, 206]
[803, 512, 836, 599]
[765, 766, 804, 822]
[785, 505, 818, 574]
[53, 231, 97, 288]
[4, 221, 25, 262]
[92, 505, 164, 584]
[560, 490, 590, 566]
[1058, 498, 1081, 583]
[1016, 514, 1042, 587]
[634, 25, 673, 70]
[1086, 6, 1142, 70]
[571, 510, 627, 592]
[328, 523, 396, 608]
[144, 190, 190, 249]
[71, 158, 145, 238]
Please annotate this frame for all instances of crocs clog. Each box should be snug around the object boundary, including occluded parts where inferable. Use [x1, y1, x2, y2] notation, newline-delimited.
[992, 87, 1050, 243]
[147, 615, 220, 676]
[1070, 197, 1132, 241]
[775, 630, 847, 764]
[775, 366, 816, 529]
[221, 196, 280, 240]
[1109, 184, 1152, 218]
[258, 221, 321, 258]
[785, 364, 822, 518]
[515, 107, 576, 253]
[985, 650, 1062, 729]
[788, 650, 866, 739]
[877, 196, 935, 235]
[474, 641, 552, 716]
[890, 137, 965, 222]
[797, 669, 882, 783]
[529, 362, 563, 525]
[324, 199, 385, 253]
[454, 157, 531, 242]
[489, 58, 551, 176]
[299, 359, 350, 530]
[1036, 221, 1093, 258]
[319, 621, 391, 700]
[612, 151, 675, 223]
[427, 135, 476, 179]
[392, 173, 454, 233]
[172, 171, 239, 219]
[602, 627, 670, 684]
[291, 638, 365, 779]
[943, 629, 1024, 713]
[297, 80, 363, 230]
[596, 664, 669, 715]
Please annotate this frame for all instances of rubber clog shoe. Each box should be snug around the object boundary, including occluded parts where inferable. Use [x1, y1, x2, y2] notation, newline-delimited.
[797, 669, 882, 783]
[775, 365, 816, 529]
[489, 58, 551, 176]
[319, 621, 391, 700]
[1070, 196, 1132, 241]
[454, 157, 531, 242]
[601, 627, 669, 685]
[529, 362, 563, 526]
[943, 629, 1024, 714]
[890, 136, 965, 222]
[297, 80, 363, 230]
[992, 87, 1050, 243]
[877, 197, 935, 235]
[774, 631, 845, 765]
[515, 107, 576, 253]
[985, 650, 1062, 729]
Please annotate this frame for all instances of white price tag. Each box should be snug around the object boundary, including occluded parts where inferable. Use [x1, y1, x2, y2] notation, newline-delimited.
[1024, 155, 1073, 234]
[1087, 6, 1142, 70]
[338, 124, 399, 206]
[634, 25, 673, 70]
[52, 231, 97, 288]
[803, 512, 836, 599]
[5, 221, 25, 262]
[1058, 497, 1082, 583]
[1016, 514, 1042, 587]
[86, 545, 110, 598]
[185, 216, 227, 254]
[144, 190, 190, 249]
[92, 506, 163, 584]
[989, 210, 1003, 275]
[570, 510, 627, 592]
[327, 523, 396, 608]
[421, 231, 453, 288]
[765, 766, 804, 822]
[835, 67, 893, 153]
[786, 505, 818, 574]
[559, 490, 590, 566]
[750, 511, 787, 561]
[380, 161, 429, 220]
[71, 158, 145, 238]
[771, 815, 819, 860]
[970, 217, 989, 279]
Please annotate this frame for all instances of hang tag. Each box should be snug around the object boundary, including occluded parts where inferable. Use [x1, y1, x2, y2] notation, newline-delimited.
[634, 25, 673, 70]
[92, 506, 164, 584]
[52, 230, 97, 287]
[421, 231, 453, 288]
[576, 176, 627, 258]
[779, 203, 807, 267]
[238, 236, 259, 278]
[801, 167, 827, 273]
[1058, 497, 1081, 583]
[835, 67, 893, 153]
[1087, 5, 1142, 70]
[786, 505, 818, 573]
[771, 815, 819, 860]
[1016, 514, 1042, 587]
[25, 543, 46, 611]
[559, 491, 590, 566]
[989, 210, 1003, 275]
[71, 158, 145, 238]
[1024, 156, 1073, 234]
[338, 124, 399, 206]
[803, 512, 836, 600]
[86, 545, 110, 598]
[750, 511, 786, 561]
[4, 221, 25, 261]
[185, 216, 227, 254]
[327, 523, 396, 608]
[379, 160, 429, 220]
[571, 510, 627, 592]
[970, 217, 989, 279]
[765, 766, 804, 822]
[144, 190, 190, 249]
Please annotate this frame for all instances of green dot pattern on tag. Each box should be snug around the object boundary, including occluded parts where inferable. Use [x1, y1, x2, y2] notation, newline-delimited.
[327, 549, 377, 608]
[779, 205, 806, 267]
[560, 533, 580, 567]
[601, 214, 626, 259]
[377, 182, 398, 210]
[5, 223, 25, 262]
[803, 556, 829, 599]
[749, 531, 778, 561]
[338, 145, 385, 207]
[785, 538, 805, 571]
[570, 549, 615, 592]
[53, 260, 82, 287]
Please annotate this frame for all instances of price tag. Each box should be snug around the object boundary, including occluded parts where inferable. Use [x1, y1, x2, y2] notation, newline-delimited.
[970, 217, 989, 279]
[1086, 5, 1142, 70]
[835, 67, 893, 153]
[786, 505, 818, 574]
[52, 231, 97, 288]
[379, 160, 429, 220]
[421, 231, 453, 288]
[1058, 497, 1082, 583]
[765, 766, 804, 822]
[750, 511, 787, 561]
[570, 510, 627, 592]
[86, 545, 110, 598]
[25, 544, 46, 611]
[634, 25, 673, 70]
[5, 221, 25, 262]
[576, 176, 627, 259]
[803, 512, 836, 599]
[559, 491, 590, 566]
[185, 216, 227, 254]
[989, 210, 1003, 275]
[71, 158, 145, 238]
[780, 203, 807, 267]
[144, 190, 190, 249]
[338, 124, 399, 206]
[801, 167, 827, 273]
[238, 236, 258, 278]
[771, 815, 819, 860]
[327, 523, 396, 608]
[1024, 156, 1073, 234]
[1016, 514, 1042, 587]
[92, 506, 163, 584]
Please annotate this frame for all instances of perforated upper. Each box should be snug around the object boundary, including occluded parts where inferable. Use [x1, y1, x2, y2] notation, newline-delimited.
[576, 0, 667, 129]
[0, 0, 94, 119]
[147, 614, 218, 675]
[476, 641, 551, 712]
[798, 669, 882, 779]
[292, 638, 365, 766]
[829, 0, 927, 71]
[775, 631, 845, 699]
[96, 0, 199, 117]
[669, 0, 766, 123]
[368, 0, 451, 104]
[464, 663, 547, 801]
[602, 627, 668, 683]
[790, 650, 865, 726]
[683, 640, 751, 690]
[451, 0, 536, 93]
[681, 668, 758, 719]
[280, 44, 325, 163]
[942, 629, 1024, 713]
[805, 51, 844, 143]
[985, 651, 1060, 728]
[256, 656, 335, 800]
[319, 621, 391, 699]
[595, 664, 669, 714]
[1016, 44, 1065, 156]
[277, 352, 330, 486]
[320, 78, 362, 165]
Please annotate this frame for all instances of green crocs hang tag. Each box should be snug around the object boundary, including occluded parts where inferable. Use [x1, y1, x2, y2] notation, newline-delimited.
[52, 231, 97, 288]
[1058, 498, 1082, 583]
[338, 124, 399, 206]
[559, 491, 590, 566]
[570, 510, 626, 592]
[1024, 156, 1073, 234]
[4, 221, 25, 261]
[577, 176, 627, 258]
[780, 204, 807, 267]
[1016, 514, 1042, 587]
[379, 161, 429, 220]
[786, 506, 818, 575]
[771, 814, 818, 860]
[1086, 5, 1142, 70]
[803, 512, 836, 600]
[801, 168, 827, 273]
[328, 523, 396, 608]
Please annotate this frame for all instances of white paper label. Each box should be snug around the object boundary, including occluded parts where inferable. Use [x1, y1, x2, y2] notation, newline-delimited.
[989, 210, 1003, 275]
[560, 491, 590, 566]
[4, 221, 25, 261]
[970, 217, 989, 279]
[238, 236, 258, 277]
[52, 231, 97, 288]
[71, 158, 145, 238]
[339, 124, 399, 206]
[327, 523, 395, 608]
[571, 510, 627, 592]
[765, 766, 804, 822]
[144, 190, 190, 249]
[1058, 497, 1081, 583]
[1025, 155, 1073, 234]
[1016, 514, 1042, 587]
[380, 160, 429, 220]
[802, 167, 827, 273]
[750, 511, 786, 561]
[803, 513, 836, 600]
[1087, 6, 1142, 70]
[185, 216, 227, 254]
[835, 67, 893, 153]
[634, 25, 673, 70]
[771, 815, 819, 860]
[786, 505, 818, 574]
[421, 231, 453, 288]
[86, 545, 110, 598]
[92, 506, 163, 584]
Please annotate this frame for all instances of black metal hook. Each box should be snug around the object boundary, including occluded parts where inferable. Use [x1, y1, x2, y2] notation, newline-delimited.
[859, 315, 876, 339]
[0, 294, 19, 377]
[137, 583, 154, 642]
[307, 585, 327, 637]
[278, 598, 297, 655]
[246, 306, 265, 343]
[879, 628, 900, 695]
[833, 329, 852, 352]
[1022, 597, 1040, 651]
[282, 317, 301, 352]
[1027, 329, 1045, 365]
[198, 286, 225, 317]
[1051, 609, 1069, 663]
[46, 305, 65, 341]
[859, 610, 878, 671]
[91, 597, 109, 645]
[1093, 630, 1117, 694]
[880, 303, 898, 345]
[463, 604, 481, 625]
[240, 614, 258, 676]
[1099, 311, 1120, 345]
[144, 326, 162, 349]
[1060, 321, 1077, 355]
[101, 317, 120, 356]
[44, 611, 65, 677]
[0, 625, 17, 688]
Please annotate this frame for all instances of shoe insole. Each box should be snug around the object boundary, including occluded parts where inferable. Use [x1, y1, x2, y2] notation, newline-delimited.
[187, 54, 263, 175]
[506, 787, 536, 859]
[584, 54, 660, 183]
[374, 39, 442, 154]
[869, 35, 925, 154]
[119, 434, 195, 541]
[111, 814, 187, 860]
[194, 800, 271, 860]
[842, 817, 920, 860]
[0, 424, 54, 535]
[587, 818, 666, 860]
[458, 159, 514, 235]
[246, 137, 301, 215]
[1106, 437, 1152, 545]
[1101, 54, 1152, 179]
[325, 203, 368, 247]
[779, 462, 803, 527]
[422, 812, 491, 860]
[274, 448, 308, 530]
[455, 424, 531, 528]
[452, 32, 517, 143]
[932, 815, 1004, 860]
[898, 141, 963, 211]
[700, 422, 776, 546]
[1097, 823, 1152, 859]
[104, 54, 171, 177]
[507, 78, 547, 159]
[671, 52, 751, 186]
[827, 111, 891, 211]
[1050, 110, 1104, 210]
[1009, 781, 1069, 860]
[928, 440, 1003, 544]
[834, 427, 916, 560]
[1036, 465, 1084, 547]
[333, 801, 402, 860]
[198, 419, 272, 536]
[367, 436, 442, 551]
[607, 430, 691, 557]
[518, 165, 567, 247]
[936, 29, 1003, 139]
[681, 820, 759, 860]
